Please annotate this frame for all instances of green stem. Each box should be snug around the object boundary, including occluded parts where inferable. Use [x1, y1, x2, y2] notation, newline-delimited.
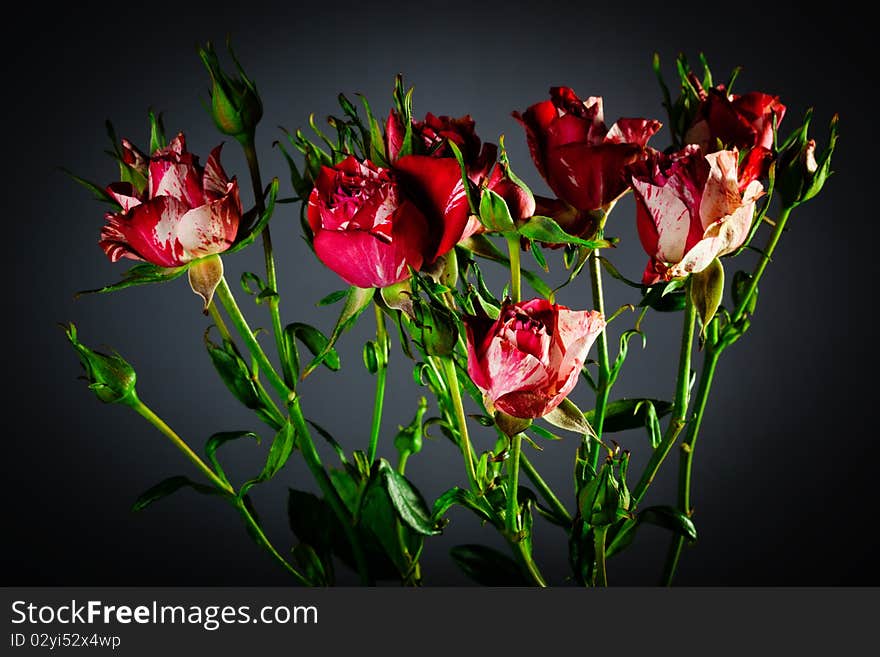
[240, 137, 293, 389]
[593, 525, 608, 587]
[208, 301, 234, 342]
[215, 276, 289, 401]
[514, 540, 547, 587]
[587, 248, 612, 473]
[234, 498, 310, 585]
[442, 357, 477, 490]
[631, 284, 696, 505]
[663, 345, 721, 585]
[506, 235, 522, 302]
[730, 206, 793, 326]
[287, 395, 374, 586]
[131, 398, 233, 494]
[397, 451, 410, 476]
[368, 304, 388, 464]
[521, 452, 572, 523]
[506, 433, 523, 535]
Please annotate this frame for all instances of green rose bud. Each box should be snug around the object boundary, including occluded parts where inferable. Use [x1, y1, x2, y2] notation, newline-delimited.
[198, 41, 263, 140]
[777, 110, 838, 208]
[412, 297, 459, 358]
[64, 324, 137, 406]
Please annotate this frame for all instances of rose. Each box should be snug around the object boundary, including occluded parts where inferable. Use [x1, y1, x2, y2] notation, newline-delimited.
[307, 156, 431, 288]
[100, 134, 241, 267]
[464, 299, 605, 419]
[630, 146, 764, 284]
[685, 87, 785, 154]
[513, 87, 661, 220]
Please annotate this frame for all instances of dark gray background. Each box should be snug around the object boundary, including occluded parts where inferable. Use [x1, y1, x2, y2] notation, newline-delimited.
[3, 1, 873, 585]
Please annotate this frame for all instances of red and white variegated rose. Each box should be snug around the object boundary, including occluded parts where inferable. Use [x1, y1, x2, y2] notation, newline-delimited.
[630, 146, 764, 284]
[465, 299, 605, 419]
[100, 134, 242, 268]
[514, 87, 661, 222]
[307, 156, 430, 288]
[685, 87, 785, 154]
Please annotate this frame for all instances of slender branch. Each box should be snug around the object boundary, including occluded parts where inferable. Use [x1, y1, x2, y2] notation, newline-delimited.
[442, 357, 477, 489]
[214, 275, 289, 401]
[506, 235, 522, 303]
[287, 395, 374, 586]
[132, 398, 233, 494]
[234, 498, 310, 585]
[631, 283, 696, 505]
[208, 301, 234, 343]
[368, 304, 388, 464]
[593, 525, 609, 587]
[587, 247, 612, 473]
[240, 137, 293, 389]
[521, 452, 572, 523]
[506, 433, 523, 535]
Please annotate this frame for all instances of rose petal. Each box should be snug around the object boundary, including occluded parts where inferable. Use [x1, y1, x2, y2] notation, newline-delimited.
[203, 144, 231, 200]
[100, 196, 190, 267]
[176, 182, 241, 258]
[606, 118, 663, 147]
[545, 141, 642, 211]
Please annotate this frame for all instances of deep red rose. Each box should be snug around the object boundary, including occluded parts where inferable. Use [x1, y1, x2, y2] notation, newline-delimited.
[307, 156, 430, 288]
[513, 87, 661, 218]
[465, 299, 605, 419]
[685, 86, 785, 154]
[100, 133, 241, 267]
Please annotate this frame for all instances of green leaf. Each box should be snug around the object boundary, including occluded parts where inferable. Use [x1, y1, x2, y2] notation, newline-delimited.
[584, 398, 673, 433]
[61, 167, 119, 206]
[518, 215, 613, 248]
[543, 398, 595, 436]
[639, 505, 697, 542]
[307, 420, 348, 464]
[292, 543, 331, 586]
[450, 544, 529, 586]
[148, 109, 166, 153]
[377, 460, 440, 536]
[285, 322, 340, 378]
[204, 331, 276, 426]
[205, 431, 260, 486]
[303, 287, 375, 378]
[460, 234, 555, 301]
[529, 424, 563, 441]
[132, 476, 220, 512]
[288, 488, 339, 557]
[317, 289, 347, 306]
[226, 178, 280, 254]
[77, 263, 188, 296]
[363, 341, 379, 374]
[241, 420, 296, 495]
[479, 188, 516, 232]
[432, 487, 494, 524]
[358, 476, 423, 577]
[691, 258, 724, 337]
[529, 239, 548, 272]
[640, 279, 687, 312]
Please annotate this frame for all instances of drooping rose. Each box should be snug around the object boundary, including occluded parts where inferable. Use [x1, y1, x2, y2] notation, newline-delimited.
[685, 85, 785, 154]
[465, 299, 605, 419]
[630, 146, 764, 284]
[307, 156, 430, 288]
[100, 133, 242, 267]
[513, 87, 661, 218]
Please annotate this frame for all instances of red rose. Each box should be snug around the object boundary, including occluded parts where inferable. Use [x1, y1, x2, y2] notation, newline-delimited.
[465, 299, 605, 419]
[100, 133, 242, 267]
[631, 146, 764, 284]
[685, 87, 785, 154]
[307, 156, 430, 288]
[514, 87, 661, 218]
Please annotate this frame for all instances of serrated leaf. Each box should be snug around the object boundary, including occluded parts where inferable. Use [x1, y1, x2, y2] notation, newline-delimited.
[518, 215, 613, 248]
[132, 476, 220, 512]
[77, 263, 188, 296]
[304, 287, 374, 378]
[377, 460, 439, 536]
[543, 398, 595, 436]
[639, 505, 697, 542]
[450, 544, 528, 586]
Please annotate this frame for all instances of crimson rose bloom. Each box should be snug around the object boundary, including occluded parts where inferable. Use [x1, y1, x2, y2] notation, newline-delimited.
[514, 87, 661, 219]
[307, 156, 430, 288]
[100, 134, 241, 267]
[631, 146, 764, 284]
[465, 299, 605, 419]
[685, 85, 785, 154]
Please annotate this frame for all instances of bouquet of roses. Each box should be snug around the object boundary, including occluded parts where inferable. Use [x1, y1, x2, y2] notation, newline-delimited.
[64, 44, 837, 586]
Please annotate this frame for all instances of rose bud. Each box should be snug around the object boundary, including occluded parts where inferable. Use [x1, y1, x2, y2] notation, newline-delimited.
[464, 299, 605, 419]
[386, 110, 496, 181]
[307, 156, 430, 288]
[64, 323, 138, 406]
[630, 146, 764, 284]
[513, 87, 661, 218]
[100, 133, 242, 268]
[685, 83, 785, 155]
[777, 111, 839, 208]
[198, 41, 263, 140]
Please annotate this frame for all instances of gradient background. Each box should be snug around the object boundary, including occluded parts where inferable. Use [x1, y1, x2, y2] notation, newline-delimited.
[3, 0, 874, 586]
